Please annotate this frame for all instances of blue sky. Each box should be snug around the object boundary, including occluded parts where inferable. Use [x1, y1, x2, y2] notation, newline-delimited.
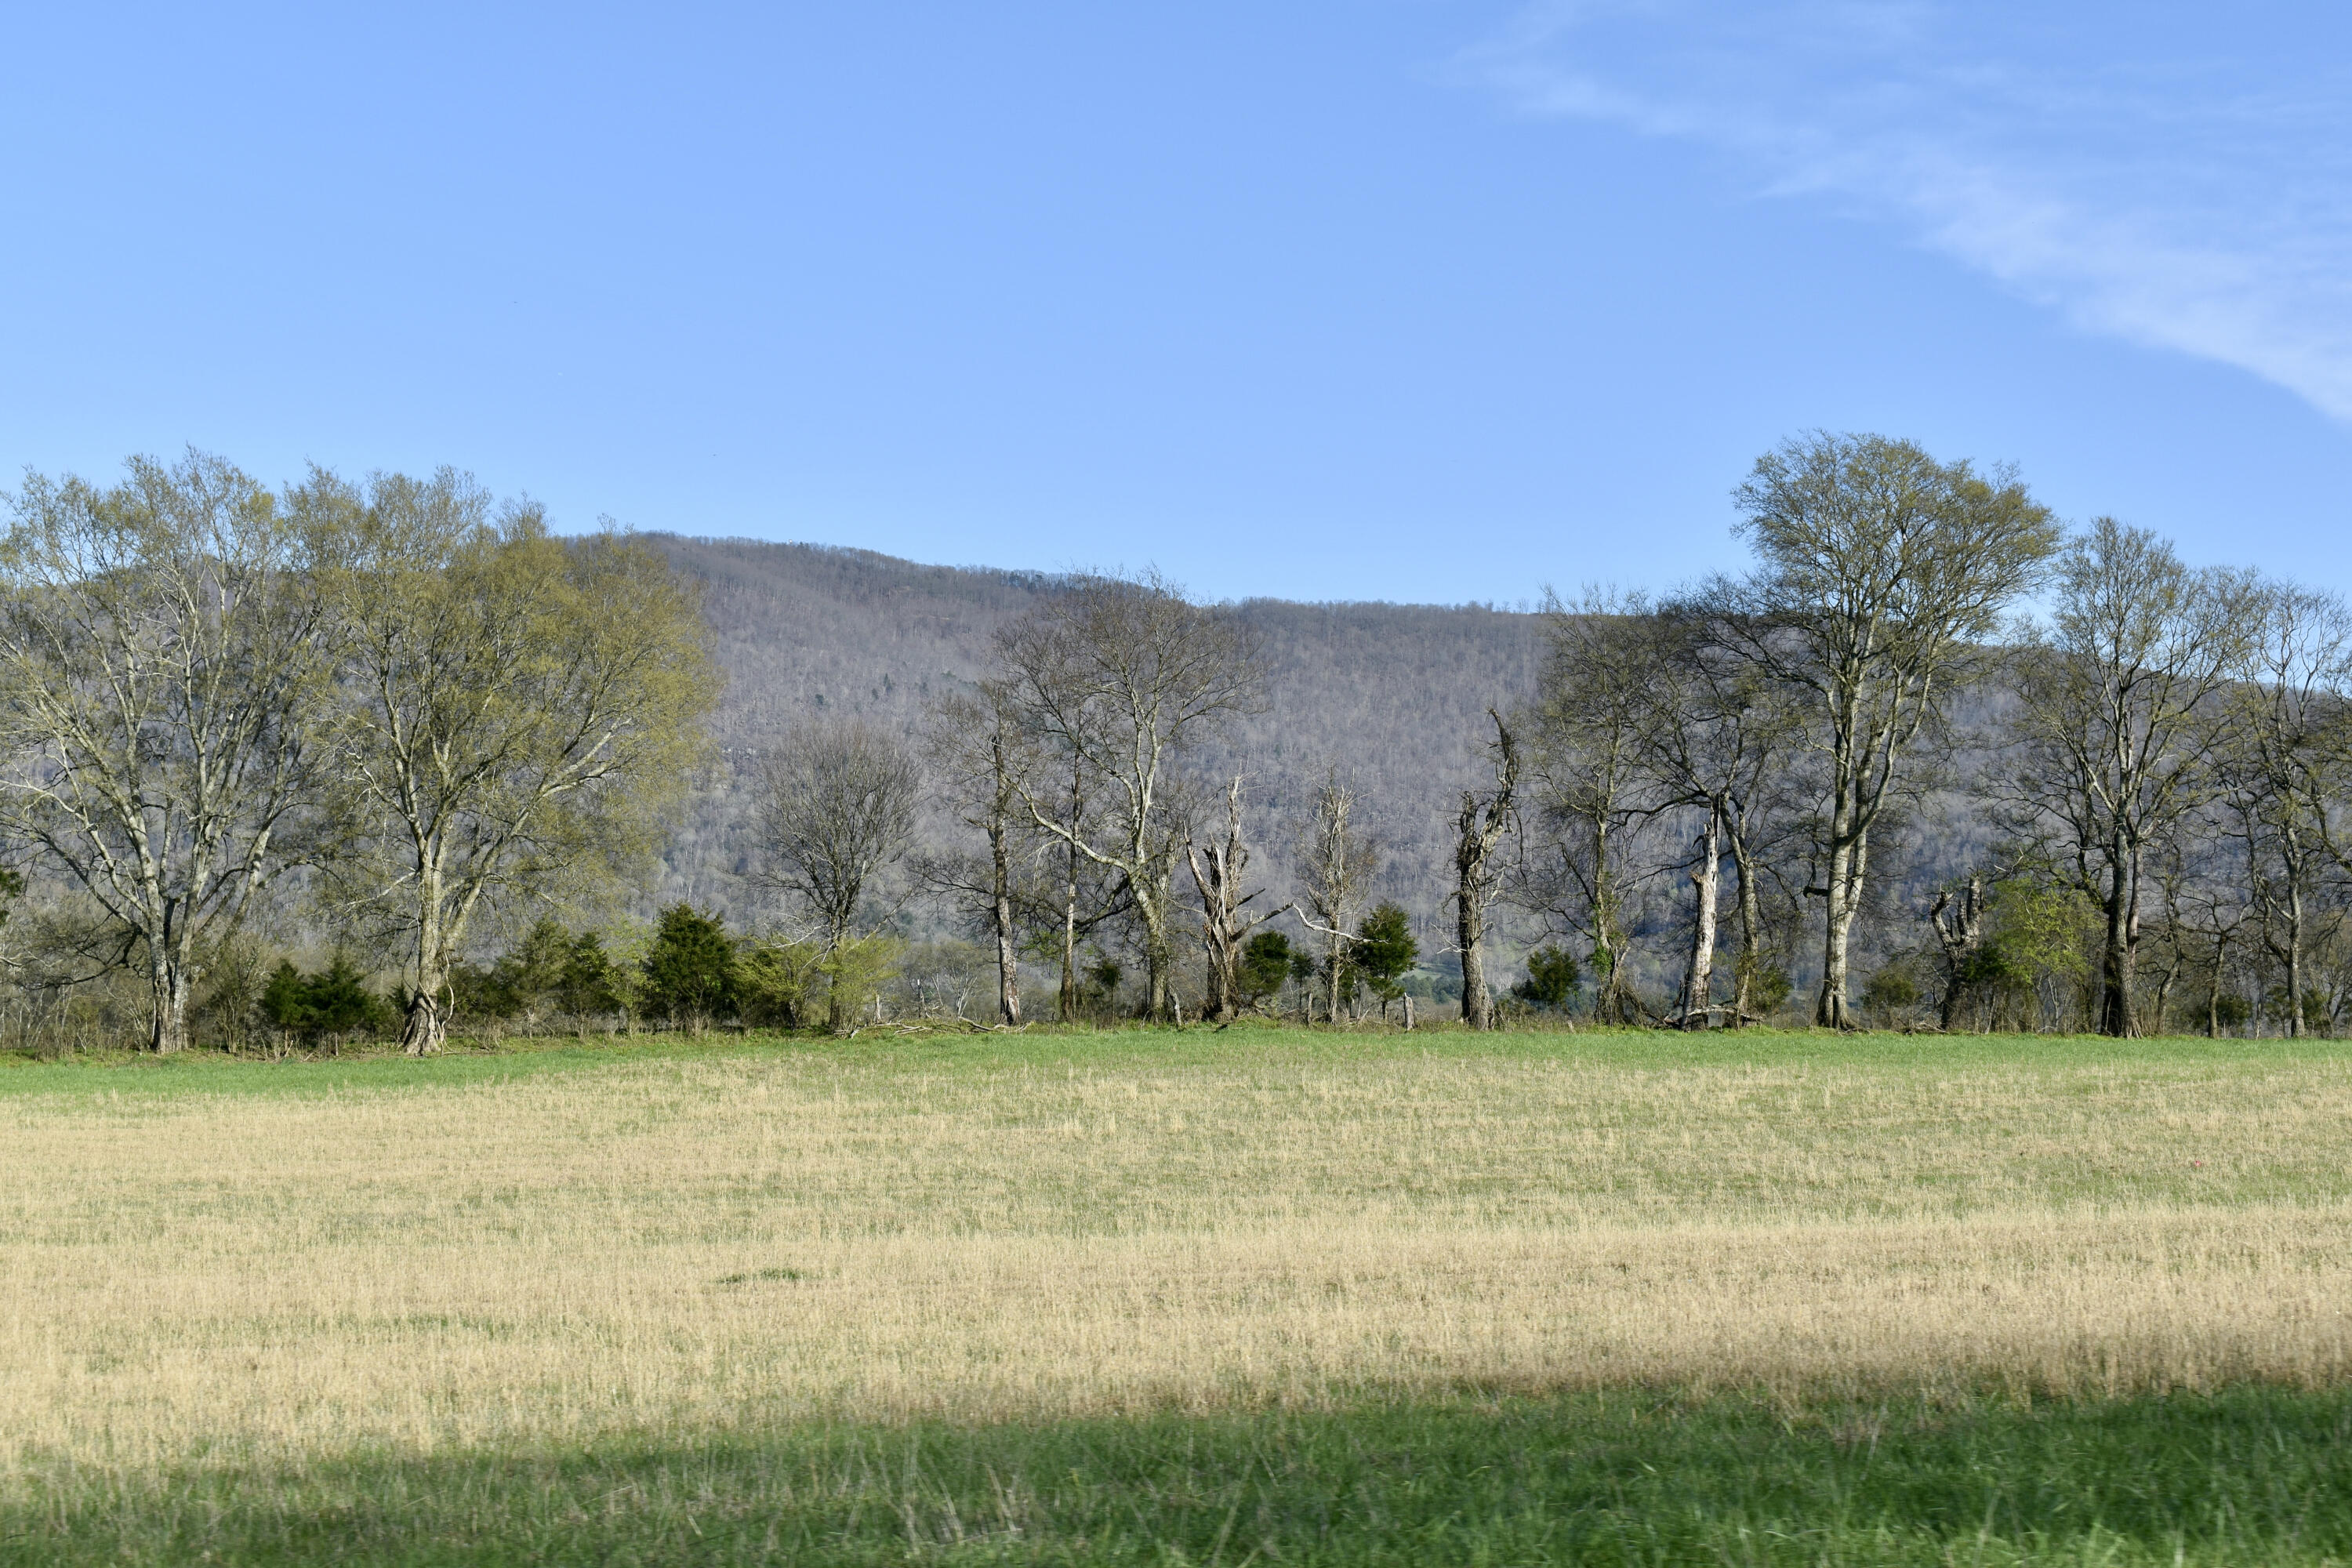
[4, 2, 2348, 604]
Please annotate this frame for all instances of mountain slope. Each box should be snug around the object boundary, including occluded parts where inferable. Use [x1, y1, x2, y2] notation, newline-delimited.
[643, 535, 1545, 927]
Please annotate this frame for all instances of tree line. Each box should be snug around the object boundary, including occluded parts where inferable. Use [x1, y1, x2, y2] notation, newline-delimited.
[9, 433, 2351, 1049]
[750, 429, 2352, 1040]
[1513, 433, 2352, 1040]
[0, 454, 719, 1054]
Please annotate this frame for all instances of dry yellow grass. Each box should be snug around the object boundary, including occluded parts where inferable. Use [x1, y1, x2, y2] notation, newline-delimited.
[5, 1035, 2351, 1476]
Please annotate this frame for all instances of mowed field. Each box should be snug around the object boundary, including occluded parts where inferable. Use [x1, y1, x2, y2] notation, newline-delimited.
[7, 1027, 2352, 1565]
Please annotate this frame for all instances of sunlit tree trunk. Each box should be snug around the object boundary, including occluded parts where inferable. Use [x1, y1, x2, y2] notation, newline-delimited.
[1059, 768, 1082, 1022]
[146, 957, 191, 1056]
[2285, 875, 2307, 1039]
[1817, 826, 1869, 1029]
[991, 813, 1021, 1027]
[403, 859, 450, 1055]
[1681, 803, 1721, 1029]
[1188, 778, 1286, 1025]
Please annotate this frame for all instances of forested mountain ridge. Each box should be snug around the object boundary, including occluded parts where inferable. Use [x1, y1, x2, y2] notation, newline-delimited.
[643, 535, 1546, 929]
[2, 448, 2300, 1048]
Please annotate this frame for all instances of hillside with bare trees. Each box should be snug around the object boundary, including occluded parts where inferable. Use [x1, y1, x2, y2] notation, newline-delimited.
[10, 438, 2343, 1050]
[643, 534, 1548, 931]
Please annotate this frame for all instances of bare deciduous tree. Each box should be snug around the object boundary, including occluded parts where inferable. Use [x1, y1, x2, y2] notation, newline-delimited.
[757, 716, 924, 1029]
[0, 452, 336, 1053]
[2156, 816, 2259, 1036]
[1293, 774, 1376, 1023]
[1523, 591, 1657, 1023]
[1025, 750, 1132, 1022]
[1720, 431, 2060, 1028]
[1998, 519, 2255, 1037]
[1929, 874, 1987, 1031]
[920, 684, 1031, 1025]
[1453, 710, 1519, 1031]
[1638, 602, 1807, 1028]
[993, 572, 1261, 1018]
[2223, 582, 2352, 1036]
[1188, 776, 1289, 1023]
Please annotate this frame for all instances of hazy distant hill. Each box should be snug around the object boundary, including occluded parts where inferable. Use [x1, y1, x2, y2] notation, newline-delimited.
[641, 535, 1545, 934]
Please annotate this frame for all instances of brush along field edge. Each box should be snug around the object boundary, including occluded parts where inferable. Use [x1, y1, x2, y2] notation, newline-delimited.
[4, 1041, 2351, 1475]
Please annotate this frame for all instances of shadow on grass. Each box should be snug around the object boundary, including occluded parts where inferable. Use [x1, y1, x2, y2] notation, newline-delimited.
[9, 1386, 2352, 1565]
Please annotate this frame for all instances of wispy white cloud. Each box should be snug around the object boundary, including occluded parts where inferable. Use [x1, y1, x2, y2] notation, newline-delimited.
[1465, 2, 2352, 420]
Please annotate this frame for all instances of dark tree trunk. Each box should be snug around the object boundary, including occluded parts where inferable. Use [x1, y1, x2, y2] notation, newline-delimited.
[2098, 847, 2137, 1038]
[1730, 837, 1763, 1025]
[1454, 710, 1519, 1031]
[1457, 894, 1491, 1031]
[402, 986, 447, 1056]
[1932, 877, 1986, 1032]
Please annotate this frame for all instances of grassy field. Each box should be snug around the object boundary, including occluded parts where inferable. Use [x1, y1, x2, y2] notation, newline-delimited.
[5, 1025, 2352, 1563]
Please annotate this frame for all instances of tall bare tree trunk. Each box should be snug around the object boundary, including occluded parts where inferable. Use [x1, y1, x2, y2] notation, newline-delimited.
[403, 987, 447, 1056]
[2099, 844, 2137, 1037]
[1589, 815, 1638, 1024]
[1140, 875, 1175, 1020]
[1932, 877, 1986, 1031]
[1188, 778, 1284, 1025]
[404, 942, 447, 1054]
[1296, 776, 1374, 1029]
[1681, 804, 1721, 1029]
[1816, 823, 1869, 1029]
[1454, 711, 1519, 1031]
[2151, 953, 2179, 1036]
[2286, 877, 2307, 1038]
[142, 906, 198, 1053]
[147, 960, 191, 1055]
[824, 909, 855, 1034]
[991, 818, 1021, 1027]
[1059, 849, 1080, 1020]
[1731, 840, 1763, 1025]
[1457, 882, 1491, 1031]
[405, 875, 449, 1055]
[1058, 766, 1081, 1022]
[1201, 929, 1236, 1021]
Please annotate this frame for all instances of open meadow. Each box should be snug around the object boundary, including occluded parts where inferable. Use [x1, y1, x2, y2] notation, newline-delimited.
[7, 1025, 2352, 1564]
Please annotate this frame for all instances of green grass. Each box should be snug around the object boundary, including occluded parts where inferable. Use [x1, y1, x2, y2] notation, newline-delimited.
[2, 1020, 2340, 1103]
[9, 1388, 2351, 1566]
